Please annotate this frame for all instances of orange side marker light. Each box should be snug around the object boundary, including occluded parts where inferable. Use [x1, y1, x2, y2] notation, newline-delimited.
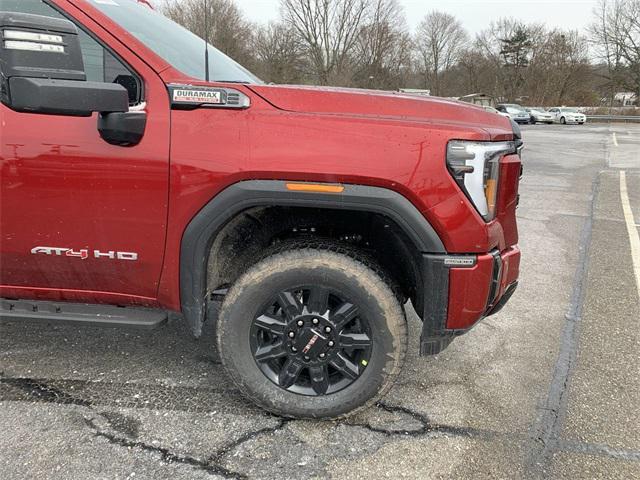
[286, 183, 345, 193]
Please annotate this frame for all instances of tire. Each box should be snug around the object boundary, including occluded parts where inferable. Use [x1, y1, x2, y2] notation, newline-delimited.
[560, 117, 566, 124]
[216, 241, 407, 419]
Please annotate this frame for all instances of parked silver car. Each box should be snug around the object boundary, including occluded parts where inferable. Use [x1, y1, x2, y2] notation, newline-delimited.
[548, 107, 587, 125]
[525, 107, 554, 124]
[495, 104, 531, 124]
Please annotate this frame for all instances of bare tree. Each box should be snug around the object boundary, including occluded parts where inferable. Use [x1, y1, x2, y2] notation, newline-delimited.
[155, 0, 608, 104]
[162, 0, 255, 67]
[590, 0, 640, 105]
[352, 0, 412, 89]
[255, 22, 308, 84]
[527, 30, 593, 105]
[476, 19, 540, 101]
[280, 0, 369, 85]
[456, 47, 495, 95]
[415, 11, 468, 95]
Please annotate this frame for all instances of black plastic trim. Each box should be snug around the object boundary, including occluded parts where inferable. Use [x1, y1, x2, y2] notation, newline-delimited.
[486, 249, 503, 309]
[98, 111, 147, 146]
[419, 249, 506, 356]
[180, 180, 446, 337]
[7, 77, 128, 116]
[510, 118, 522, 139]
[0, 298, 167, 329]
[486, 281, 518, 317]
[419, 254, 451, 355]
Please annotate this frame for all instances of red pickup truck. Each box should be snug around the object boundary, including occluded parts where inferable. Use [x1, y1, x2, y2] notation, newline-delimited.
[0, 0, 522, 418]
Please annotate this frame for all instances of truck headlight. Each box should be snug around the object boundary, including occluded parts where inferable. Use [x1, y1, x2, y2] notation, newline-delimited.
[446, 140, 517, 221]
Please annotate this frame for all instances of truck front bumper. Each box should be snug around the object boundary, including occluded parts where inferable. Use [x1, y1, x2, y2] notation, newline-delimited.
[419, 246, 520, 355]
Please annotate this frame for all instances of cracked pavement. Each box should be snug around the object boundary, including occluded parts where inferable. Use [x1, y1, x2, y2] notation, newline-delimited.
[1, 124, 639, 479]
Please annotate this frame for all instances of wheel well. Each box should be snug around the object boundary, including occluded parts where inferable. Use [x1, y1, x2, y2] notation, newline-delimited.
[206, 206, 423, 307]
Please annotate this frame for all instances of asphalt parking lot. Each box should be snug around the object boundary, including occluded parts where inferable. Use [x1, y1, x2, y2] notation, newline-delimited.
[1, 123, 639, 479]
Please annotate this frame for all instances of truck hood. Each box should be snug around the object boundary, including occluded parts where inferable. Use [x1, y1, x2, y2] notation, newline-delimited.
[248, 84, 512, 135]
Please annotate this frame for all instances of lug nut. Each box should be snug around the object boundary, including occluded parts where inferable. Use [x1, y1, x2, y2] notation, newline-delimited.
[312, 318, 319, 325]
[297, 320, 304, 327]
[328, 341, 334, 347]
[319, 353, 326, 359]
[291, 346, 297, 352]
[324, 326, 331, 333]
[304, 355, 310, 361]
[288, 331, 295, 338]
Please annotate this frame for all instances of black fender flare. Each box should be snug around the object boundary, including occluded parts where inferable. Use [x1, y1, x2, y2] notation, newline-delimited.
[180, 180, 446, 337]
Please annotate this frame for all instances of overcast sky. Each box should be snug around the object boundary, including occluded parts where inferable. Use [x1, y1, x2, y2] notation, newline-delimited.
[237, 0, 600, 34]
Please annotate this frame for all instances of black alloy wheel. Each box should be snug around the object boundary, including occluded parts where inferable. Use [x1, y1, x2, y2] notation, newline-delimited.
[249, 286, 372, 396]
[216, 242, 407, 418]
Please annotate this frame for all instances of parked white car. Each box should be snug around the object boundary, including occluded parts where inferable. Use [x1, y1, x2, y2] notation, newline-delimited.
[525, 107, 554, 124]
[495, 104, 531, 124]
[548, 107, 587, 125]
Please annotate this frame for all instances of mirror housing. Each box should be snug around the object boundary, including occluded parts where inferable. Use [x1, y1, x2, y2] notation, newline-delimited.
[98, 111, 147, 146]
[0, 12, 128, 116]
[8, 77, 128, 117]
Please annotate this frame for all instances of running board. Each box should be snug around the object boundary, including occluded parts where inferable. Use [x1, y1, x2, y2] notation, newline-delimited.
[0, 298, 167, 329]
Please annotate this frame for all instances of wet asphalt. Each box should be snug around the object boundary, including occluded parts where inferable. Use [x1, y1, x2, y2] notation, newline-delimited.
[1, 123, 639, 479]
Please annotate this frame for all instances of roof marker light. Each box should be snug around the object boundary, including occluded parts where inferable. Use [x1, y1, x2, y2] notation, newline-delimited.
[3, 30, 63, 43]
[3, 40, 64, 53]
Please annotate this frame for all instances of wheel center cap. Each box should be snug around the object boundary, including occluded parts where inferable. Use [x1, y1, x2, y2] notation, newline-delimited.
[295, 328, 327, 357]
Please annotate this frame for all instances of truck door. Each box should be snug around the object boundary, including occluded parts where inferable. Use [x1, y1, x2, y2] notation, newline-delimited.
[0, 0, 170, 304]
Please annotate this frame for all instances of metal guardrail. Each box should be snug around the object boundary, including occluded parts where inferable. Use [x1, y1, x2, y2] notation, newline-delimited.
[586, 115, 640, 123]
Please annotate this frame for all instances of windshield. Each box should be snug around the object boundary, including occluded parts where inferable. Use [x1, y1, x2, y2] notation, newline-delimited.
[88, 0, 261, 84]
[506, 107, 525, 114]
[563, 108, 579, 113]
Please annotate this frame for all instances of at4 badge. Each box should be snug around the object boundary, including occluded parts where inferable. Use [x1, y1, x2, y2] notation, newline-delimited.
[31, 247, 138, 261]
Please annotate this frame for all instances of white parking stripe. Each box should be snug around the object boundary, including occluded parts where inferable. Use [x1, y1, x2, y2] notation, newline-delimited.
[612, 132, 618, 147]
[620, 171, 640, 300]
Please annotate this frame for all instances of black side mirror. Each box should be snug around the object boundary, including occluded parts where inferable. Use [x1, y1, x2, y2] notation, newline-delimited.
[98, 111, 147, 147]
[8, 77, 128, 116]
[0, 12, 128, 117]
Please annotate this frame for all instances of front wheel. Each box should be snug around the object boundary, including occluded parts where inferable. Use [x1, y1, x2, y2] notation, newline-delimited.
[216, 243, 407, 419]
[560, 116, 566, 124]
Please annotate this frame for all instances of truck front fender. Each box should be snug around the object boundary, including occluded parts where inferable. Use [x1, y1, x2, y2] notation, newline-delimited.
[180, 180, 446, 337]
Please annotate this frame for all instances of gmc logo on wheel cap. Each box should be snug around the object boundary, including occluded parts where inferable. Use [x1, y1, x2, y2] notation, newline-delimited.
[302, 333, 320, 354]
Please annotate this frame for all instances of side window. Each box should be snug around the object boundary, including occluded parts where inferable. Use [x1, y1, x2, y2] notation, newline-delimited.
[0, 0, 141, 104]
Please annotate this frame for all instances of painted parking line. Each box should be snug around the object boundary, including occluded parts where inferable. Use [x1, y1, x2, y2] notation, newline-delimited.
[612, 132, 618, 147]
[620, 171, 640, 300]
